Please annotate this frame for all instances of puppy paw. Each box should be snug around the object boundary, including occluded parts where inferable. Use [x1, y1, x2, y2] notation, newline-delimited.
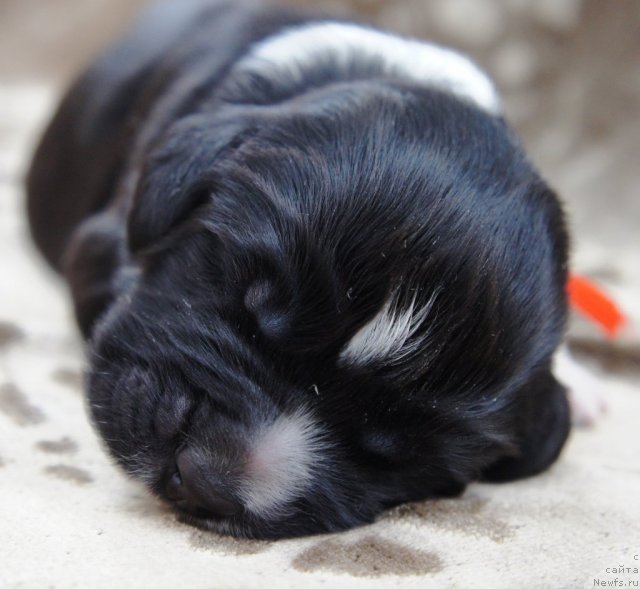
[566, 385, 607, 427]
[554, 346, 607, 427]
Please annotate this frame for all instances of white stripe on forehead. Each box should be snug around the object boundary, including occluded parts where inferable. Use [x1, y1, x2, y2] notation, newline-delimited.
[340, 289, 439, 367]
[239, 21, 501, 114]
[240, 409, 327, 517]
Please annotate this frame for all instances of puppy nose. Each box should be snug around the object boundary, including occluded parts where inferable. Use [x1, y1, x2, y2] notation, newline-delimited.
[166, 449, 241, 517]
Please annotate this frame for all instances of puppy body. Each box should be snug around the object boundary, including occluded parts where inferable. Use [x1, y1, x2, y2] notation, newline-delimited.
[27, 0, 570, 538]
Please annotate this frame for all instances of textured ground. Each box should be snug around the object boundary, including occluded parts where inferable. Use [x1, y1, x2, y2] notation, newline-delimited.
[1, 1, 639, 588]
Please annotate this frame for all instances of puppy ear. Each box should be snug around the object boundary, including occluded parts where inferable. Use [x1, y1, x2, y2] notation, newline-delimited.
[64, 212, 125, 337]
[481, 368, 570, 482]
[127, 115, 251, 253]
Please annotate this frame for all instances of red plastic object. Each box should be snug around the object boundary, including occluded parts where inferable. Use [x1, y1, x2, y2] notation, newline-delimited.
[567, 274, 627, 338]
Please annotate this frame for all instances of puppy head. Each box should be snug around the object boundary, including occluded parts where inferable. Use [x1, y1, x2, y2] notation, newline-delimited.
[88, 86, 568, 538]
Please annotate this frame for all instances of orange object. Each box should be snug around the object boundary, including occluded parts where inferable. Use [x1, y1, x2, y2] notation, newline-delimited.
[567, 274, 626, 338]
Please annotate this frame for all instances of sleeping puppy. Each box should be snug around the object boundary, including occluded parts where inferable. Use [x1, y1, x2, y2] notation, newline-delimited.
[27, 0, 571, 538]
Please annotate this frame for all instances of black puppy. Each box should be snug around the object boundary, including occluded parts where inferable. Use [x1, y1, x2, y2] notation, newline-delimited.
[27, 0, 570, 538]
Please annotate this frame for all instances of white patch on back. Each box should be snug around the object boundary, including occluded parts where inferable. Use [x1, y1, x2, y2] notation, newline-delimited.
[340, 289, 439, 367]
[239, 22, 501, 113]
[240, 409, 327, 518]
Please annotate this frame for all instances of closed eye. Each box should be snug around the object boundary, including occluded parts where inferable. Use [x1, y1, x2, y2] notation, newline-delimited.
[192, 386, 244, 422]
[360, 430, 407, 464]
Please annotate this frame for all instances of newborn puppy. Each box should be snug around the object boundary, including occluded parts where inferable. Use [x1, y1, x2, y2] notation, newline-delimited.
[27, 0, 571, 538]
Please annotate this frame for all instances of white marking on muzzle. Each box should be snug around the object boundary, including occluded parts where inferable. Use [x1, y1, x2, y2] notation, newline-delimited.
[239, 21, 501, 114]
[240, 409, 327, 518]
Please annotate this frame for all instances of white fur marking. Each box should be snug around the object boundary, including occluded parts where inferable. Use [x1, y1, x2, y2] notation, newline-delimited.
[240, 410, 326, 517]
[340, 289, 438, 366]
[240, 22, 500, 113]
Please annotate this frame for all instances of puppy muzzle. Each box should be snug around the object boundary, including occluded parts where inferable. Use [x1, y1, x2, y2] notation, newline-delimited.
[167, 448, 242, 517]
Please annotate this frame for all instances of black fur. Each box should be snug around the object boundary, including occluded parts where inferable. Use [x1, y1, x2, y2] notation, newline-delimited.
[26, 0, 570, 539]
